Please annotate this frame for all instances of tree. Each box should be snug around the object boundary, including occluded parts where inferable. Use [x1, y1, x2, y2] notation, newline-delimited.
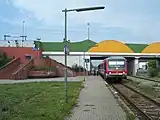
[147, 60, 158, 77]
[0, 51, 10, 67]
[148, 60, 157, 68]
[71, 64, 86, 72]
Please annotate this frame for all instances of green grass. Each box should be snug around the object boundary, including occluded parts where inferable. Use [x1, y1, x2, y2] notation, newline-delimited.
[126, 81, 160, 101]
[0, 82, 83, 120]
[126, 113, 136, 120]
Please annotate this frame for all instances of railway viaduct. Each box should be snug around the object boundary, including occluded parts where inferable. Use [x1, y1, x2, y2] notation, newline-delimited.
[34, 39, 160, 76]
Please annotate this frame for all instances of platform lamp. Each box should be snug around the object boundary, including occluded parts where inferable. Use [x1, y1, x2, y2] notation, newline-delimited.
[62, 6, 105, 103]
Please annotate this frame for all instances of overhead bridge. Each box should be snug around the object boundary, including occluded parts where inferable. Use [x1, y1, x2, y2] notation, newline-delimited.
[36, 40, 160, 76]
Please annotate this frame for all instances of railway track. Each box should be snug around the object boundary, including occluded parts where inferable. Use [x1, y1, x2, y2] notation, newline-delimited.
[128, 76, 160, 83]
[111, 83, 160, 120]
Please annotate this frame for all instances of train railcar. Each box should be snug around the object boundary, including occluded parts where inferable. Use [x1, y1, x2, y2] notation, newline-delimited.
[98, 56, 127, 82]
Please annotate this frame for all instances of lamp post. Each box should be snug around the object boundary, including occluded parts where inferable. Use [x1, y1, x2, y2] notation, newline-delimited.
[22, 21, 25, 47]
[87, 22, 90, 40]
[62, 6, 105, 103]
[22, 21, 25, 39]
[20, 21, 27, 47]
[83, 51, 85, 79]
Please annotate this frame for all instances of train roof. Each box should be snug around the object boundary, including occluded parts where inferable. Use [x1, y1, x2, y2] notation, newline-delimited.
[105, 56, 126, 60]
[98, 56, 126, 66]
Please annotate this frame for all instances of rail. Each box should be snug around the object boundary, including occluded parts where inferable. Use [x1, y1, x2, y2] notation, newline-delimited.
[111, 83, 160, 120]
[122, 83, 160, 106]
[129, 75, 160, 83]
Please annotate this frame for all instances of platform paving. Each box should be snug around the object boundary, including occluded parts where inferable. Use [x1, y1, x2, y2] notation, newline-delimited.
[0, 76, 84, 84]
[67, 76, 126, 120]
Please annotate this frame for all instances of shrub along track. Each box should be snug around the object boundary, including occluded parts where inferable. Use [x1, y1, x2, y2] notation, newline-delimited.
[126, 76, 160, 102]
[110, 82, 160, 120]
[128, 76, 160, 83]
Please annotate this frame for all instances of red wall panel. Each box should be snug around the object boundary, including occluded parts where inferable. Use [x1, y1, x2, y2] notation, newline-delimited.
[0, 47, 42, 63]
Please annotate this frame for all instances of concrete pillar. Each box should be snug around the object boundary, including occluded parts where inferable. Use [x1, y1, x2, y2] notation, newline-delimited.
[90, 60, 92, 72]
[88, 58, 91, 71]
[133, 57, 139, 76]
[128, 59, 133, 76]
[156, 59, 160, 68]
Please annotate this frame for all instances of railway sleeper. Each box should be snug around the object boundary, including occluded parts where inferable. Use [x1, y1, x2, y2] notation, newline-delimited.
[146, 112, 160, 116]
[138, 104, 157, 108]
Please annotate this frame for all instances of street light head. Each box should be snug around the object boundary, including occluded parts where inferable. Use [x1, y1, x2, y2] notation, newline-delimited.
[76, 6, 105, 12]
[62, 6, 105, 12]
[36, 38, 41, 41]
[4, 34, 11, 37]
[20, 35, 27, 37]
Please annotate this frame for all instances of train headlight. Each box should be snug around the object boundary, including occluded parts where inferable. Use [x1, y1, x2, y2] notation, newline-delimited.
[123, 72, 125, 74]
[109, 72, 111, 74]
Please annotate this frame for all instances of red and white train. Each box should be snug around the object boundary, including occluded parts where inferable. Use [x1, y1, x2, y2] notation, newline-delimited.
[98, 56, 127, 81]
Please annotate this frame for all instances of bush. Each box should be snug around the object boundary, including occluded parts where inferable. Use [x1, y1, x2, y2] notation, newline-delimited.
[31, 66, 56, 71]
[148, 60, 157, 68]
[0, 51, 11, 68]
[148, 68, 158, 77]
[71, 64, 86, 72]
[147, 60, 159, 77]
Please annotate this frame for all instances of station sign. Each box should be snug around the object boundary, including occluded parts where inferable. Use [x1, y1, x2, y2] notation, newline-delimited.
[64, 45, 69, 55]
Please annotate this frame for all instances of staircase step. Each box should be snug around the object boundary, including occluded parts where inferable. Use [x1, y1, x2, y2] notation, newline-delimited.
[0, 63, 24, 79]
[12, 64, 24, 74]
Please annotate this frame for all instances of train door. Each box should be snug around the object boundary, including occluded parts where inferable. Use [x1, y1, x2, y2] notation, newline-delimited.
[105, 60, 108, 74]
[103, 60, 106, 74]
[125, 59, 128, 73]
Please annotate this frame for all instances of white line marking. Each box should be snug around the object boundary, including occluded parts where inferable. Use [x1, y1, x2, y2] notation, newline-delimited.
[104, 81, 108, 85]
[104, 81, 118, 94]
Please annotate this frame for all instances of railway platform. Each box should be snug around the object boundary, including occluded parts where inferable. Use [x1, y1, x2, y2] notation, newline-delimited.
[67, 76, 126, 120]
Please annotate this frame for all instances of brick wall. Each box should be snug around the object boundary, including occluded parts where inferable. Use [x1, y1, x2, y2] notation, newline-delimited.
[33, 58, 51, 67]
[0, 58, 20, 79]
[0, 47, 42, 63]
[33, 57, 76, 77]
[0, 57, 85, 80]
[28, 71, 56, 78]
[11, 59, 34, 80]
[76, 72, 86, 76]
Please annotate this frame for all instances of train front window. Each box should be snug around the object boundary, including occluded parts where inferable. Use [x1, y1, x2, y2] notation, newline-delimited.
[108, 60, 125, 70]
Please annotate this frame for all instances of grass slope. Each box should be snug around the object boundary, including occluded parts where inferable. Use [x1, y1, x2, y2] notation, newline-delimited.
[0, 82, 82, 120]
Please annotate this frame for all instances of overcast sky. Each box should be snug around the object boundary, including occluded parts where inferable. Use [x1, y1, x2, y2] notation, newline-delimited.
[0, 0, 160, 44]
